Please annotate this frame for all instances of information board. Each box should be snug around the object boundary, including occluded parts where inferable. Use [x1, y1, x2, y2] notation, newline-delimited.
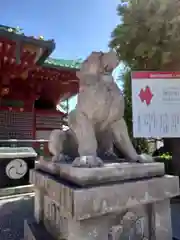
[131, 71, 180, 138]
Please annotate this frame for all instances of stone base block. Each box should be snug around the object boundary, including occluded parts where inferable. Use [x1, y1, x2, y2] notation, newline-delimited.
[30, 169, 179, 220]
[24, 220, 55, 240]
[27, 168, 180, 239]
[36, 160, 165, 186]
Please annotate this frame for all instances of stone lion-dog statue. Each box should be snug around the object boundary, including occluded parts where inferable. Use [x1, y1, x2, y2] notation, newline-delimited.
[48, 51, 153, 167]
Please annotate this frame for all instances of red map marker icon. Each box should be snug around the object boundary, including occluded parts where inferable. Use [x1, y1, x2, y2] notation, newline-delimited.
[139, 86, 153, 106]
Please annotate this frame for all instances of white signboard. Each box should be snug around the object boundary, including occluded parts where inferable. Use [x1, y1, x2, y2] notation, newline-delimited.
[132, 71, 180, 138]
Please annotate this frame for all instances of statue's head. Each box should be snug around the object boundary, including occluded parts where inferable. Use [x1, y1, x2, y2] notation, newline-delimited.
[77, 51, 119, 79]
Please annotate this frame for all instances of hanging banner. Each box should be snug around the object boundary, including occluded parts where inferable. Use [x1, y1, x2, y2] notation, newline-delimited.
[131, 71, 180, 138]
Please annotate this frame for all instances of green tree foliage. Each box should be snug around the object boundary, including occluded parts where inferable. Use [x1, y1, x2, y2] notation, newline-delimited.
[122, 70, 148, 153]
[109, 0, 180, 154]
[110, 0, 180, 71]
[122, 70, 132, 137]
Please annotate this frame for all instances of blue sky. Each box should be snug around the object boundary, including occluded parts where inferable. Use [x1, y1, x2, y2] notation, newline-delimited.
[1, 0, 122, 111]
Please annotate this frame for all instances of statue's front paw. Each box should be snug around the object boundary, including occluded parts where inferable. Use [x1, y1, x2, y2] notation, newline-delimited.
[137, 153, 154, 163]
[72, 156, 104, 168]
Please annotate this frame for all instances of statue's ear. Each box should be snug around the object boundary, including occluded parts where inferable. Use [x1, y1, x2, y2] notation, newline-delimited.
[86, 52, 101, 64]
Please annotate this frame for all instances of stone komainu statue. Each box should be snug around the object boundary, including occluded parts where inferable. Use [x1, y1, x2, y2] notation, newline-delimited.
[48, 51, 153, 167]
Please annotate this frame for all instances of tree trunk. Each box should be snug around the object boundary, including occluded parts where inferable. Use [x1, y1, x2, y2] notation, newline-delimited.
[162, 64, 180, 176]
[163, 138, 172, 154]
[171, 138, 180, 176]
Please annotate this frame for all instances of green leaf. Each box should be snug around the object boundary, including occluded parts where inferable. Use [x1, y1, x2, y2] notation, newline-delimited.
[162, 52, 172, 65]
[134, 43, 149, 57]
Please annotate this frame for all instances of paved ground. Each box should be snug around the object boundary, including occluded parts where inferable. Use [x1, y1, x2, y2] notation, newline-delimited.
[0, 194, 179, 240]
[172, 203, 180, 240]
[0, 194, 34, 240]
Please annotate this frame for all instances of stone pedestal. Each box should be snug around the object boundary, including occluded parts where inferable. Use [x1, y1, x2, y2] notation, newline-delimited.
[24, 161, 179, 240]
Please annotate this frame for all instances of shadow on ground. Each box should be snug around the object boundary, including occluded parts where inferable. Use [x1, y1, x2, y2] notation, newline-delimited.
[0, 194, 34, 240]
[172, 202, 180, 240]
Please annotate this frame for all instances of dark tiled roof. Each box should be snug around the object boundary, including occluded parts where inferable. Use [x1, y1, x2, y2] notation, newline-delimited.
[0, 24, 82, 69]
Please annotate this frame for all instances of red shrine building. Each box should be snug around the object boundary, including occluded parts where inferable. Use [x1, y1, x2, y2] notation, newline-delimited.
[0, 25, 81, 142]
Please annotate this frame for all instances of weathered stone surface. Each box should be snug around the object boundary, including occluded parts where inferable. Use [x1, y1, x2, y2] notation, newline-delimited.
[73, 175, 179, 220]
[108, 210, 149, 239]
[28, 168, 179, 239]
[26, 207, 150, 240]
[36, 161, 165, 186]
[152, 200, 172, 240]
[30, 169, 74, 219]
[48, 51, 154, 168]
[34, 188, 44, 223]
[68, 202, 172, 240]
[43, 195, 68, 239]
[31, 51, 178, 239]
[64, 206, 151, 240]
[30, 169, 179, 221]
[24, 220, 55, 240]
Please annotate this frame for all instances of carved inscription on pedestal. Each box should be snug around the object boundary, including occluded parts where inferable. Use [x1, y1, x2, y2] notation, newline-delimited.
[108, 212, 149, 240]
[30, 169, 73, 218]
[43, 195, 68, 239]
